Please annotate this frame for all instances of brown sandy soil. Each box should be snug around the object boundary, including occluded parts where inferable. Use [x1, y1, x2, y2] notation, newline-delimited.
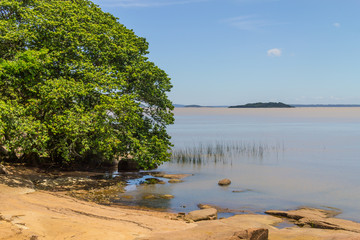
[0, 184, 193, 240]
[1, 183, 360, 240]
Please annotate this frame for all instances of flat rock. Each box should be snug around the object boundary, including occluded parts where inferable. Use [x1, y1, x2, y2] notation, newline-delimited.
[266, 207, 360, 233]
[187, 208, 217, 222]
[198, 203, 252, 214]
[231, 228, 269, 240]
[168, 179, 183, 183]
[265, 207, 339, 220]
[137, 214, 280, 240]
[160, 194, 174, 199]
[218, 178, 231, 186]
[153, 173, 191, 179]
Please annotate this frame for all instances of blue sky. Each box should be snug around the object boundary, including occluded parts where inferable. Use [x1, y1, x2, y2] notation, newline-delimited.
[92, 0, 360, 105]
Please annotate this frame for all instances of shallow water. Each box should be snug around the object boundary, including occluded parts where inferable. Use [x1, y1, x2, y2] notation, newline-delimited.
[121, 107, 360, 221]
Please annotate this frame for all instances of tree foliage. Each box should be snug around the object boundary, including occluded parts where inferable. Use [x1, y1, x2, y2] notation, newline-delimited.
[0, 0, 174, 169]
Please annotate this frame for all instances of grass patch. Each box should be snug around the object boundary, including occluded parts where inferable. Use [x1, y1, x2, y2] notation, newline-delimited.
[171, 141, 284, 165]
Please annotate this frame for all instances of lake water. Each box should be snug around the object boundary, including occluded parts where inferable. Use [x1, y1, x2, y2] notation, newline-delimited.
[120, 107, 360, 221]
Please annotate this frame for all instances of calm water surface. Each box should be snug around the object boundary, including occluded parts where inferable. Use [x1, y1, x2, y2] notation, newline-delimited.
[122, 108, 360, 221]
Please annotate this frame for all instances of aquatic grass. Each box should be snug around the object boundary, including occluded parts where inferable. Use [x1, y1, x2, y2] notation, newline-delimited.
[171, 141, 284, 165]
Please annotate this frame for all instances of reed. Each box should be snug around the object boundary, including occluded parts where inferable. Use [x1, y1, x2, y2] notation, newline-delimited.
[171, 141, 284, 165]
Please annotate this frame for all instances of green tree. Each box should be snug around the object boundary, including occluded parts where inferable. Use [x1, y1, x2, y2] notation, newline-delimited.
[0, 0, 174, 169]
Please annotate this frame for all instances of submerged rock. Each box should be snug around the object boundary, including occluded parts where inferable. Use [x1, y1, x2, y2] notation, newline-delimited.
[232, 189, 253, 193]
[121, 195, 134, 199]
[168, 179, 183, 183]
[218, 178, 231, 186]
[143, 194, 157, 200]
[197, 203, 253, 214]
[141, 178, 165, 185]
[160, 194, 174, 199]
[186, 208, 217, 222]
[153, 173, 191, 179]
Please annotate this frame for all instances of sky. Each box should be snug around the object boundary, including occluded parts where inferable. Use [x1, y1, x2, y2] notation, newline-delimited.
[91, 0, 360, 105]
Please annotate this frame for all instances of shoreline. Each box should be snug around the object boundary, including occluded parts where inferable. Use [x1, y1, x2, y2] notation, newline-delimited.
[2, 184, 360, 240]
[1, 165, 360, 239]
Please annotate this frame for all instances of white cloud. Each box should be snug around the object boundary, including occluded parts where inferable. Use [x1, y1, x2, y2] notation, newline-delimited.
[222, 15, 283, 31]
[98, 0, 207, 7]
[333, 22, 341, 28]
[267, 48, 282, 57]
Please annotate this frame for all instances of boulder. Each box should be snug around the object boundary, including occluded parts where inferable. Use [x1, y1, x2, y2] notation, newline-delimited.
[218, 178, 231, 186]
[186, 208, 217, 222]
[118, 159, 139, 171]
[231, 228, 268, 240]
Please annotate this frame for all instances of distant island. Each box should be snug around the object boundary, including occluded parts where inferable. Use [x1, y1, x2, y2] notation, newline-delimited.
[174, 103, 360, 108]
[229, 102, 294, 108]
[184, 105, 202, 108]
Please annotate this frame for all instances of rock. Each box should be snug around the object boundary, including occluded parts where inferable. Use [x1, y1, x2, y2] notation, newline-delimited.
[168, 179, 183, 183]
[141, 178, 166, 185]
[160, 194, 174, 199]
[121, 195, 133, 199]
[231, 228, 269, 240]
[197, 203, 252, 214]
[265, 207, 340, 220]
[265, 207, 360, 233]
[143, 194, 156, 200]
[0, 164, 8, 175]
[218, 178, 231, 186]
[153, 173, 191, 179]
[232, 189, 252, 193]
[198, 204, 213, 209]
[118, 158, 139, 171]
[186, 208, 217, 222]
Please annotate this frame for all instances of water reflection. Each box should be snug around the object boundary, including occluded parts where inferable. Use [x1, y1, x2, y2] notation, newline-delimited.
[171, 141, 284, 166]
